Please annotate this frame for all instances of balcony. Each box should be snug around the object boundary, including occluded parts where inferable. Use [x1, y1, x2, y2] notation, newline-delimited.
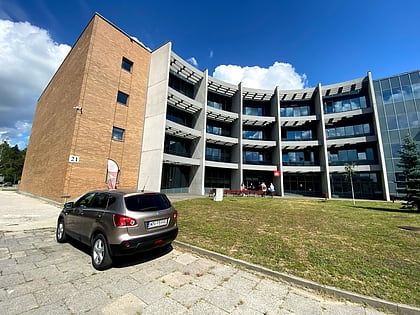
[283, 165, 323, 173]
[162, 153, 200, 166]
[167, 87, 202, 114]
[206, 133, 238, 146]
[207, 106, 238, 123]
[242, 139, 276, 149]
[327, 135, 377, 148]
[281, 139, 321, 150]
[170, 52, 203, 85]
[205, 160, 239, 169]
[280, 115, 317, 127]
[165, 120, 201, 139]
[324, 107, 373, 124]
[242, 114, 275, 127]
[329, 164, 381, 173]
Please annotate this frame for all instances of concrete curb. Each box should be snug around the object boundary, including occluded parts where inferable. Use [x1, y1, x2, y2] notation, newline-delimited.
[174, 240, 420, 315]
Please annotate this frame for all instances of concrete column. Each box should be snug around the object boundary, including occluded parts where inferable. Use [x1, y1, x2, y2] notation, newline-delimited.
[137, 42, 171, 192]
[189, 70, 208, 195]
[367, 71, 390, 201]
[274, 87, 283, 196]
[231, 83, 243, 190]
[315, 83, 331, 198]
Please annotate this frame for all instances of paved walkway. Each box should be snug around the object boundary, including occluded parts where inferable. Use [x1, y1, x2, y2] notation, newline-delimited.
[0, 191, 411, 314]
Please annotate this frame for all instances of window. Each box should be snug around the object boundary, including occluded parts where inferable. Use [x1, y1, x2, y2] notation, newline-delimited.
[121, 57, 133, 72]
[91, 193, 110, 209]
[75, 192, 96, 208]
[117, 91, 129, 105]
[124, 194, 171, 211]
[112, 127, 125, 141]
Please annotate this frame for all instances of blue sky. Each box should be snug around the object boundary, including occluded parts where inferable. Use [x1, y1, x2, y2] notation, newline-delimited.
[0, 0, 419, 148]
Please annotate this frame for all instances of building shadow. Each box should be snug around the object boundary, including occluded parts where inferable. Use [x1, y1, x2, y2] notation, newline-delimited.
[347, 205, 418, 214]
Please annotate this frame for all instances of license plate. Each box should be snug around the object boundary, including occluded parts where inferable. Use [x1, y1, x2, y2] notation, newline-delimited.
[146, 218, 168, 229]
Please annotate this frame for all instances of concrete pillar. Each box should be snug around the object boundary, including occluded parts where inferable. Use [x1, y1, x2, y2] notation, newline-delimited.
[137, 42, 171, 192]
[189, 69, 208, 195]
[367, 71, 390, 201]
[315, 83, 331, 198]
[273, 87, 283, 196]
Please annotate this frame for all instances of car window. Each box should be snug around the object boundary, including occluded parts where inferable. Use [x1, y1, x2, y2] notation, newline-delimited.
[74, 192, 95, 208]
[91, 193, 109, 209]
[124, 194, 171, 211]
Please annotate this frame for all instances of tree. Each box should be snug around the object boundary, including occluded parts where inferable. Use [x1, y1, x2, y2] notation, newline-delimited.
[344, 162, 356, 205]
[397, 134, 420, 211]
[0, 141, 26, 184]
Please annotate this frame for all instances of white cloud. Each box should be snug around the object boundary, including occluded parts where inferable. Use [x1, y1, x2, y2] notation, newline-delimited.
[0, 19, 71, 148]
[212, 62, 307, 90]
[187, 57, 198, 67]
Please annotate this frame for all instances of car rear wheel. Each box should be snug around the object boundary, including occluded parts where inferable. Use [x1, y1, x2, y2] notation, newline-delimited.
[91, 234, 112, 270]
[56, 219, 67, 243]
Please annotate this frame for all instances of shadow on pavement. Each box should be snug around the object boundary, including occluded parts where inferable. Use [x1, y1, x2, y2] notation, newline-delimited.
[66, 237, 173, 269]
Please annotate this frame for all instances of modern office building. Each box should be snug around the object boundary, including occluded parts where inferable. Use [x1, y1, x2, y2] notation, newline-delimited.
[20, 13, 420, 203]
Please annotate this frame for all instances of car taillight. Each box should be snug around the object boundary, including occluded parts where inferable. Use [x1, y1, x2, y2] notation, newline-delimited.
[173, 209, 178, 219]
[113, 214, 138, 227]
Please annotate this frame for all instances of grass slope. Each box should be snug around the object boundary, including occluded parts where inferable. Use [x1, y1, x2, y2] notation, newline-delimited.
[174, 197, 420, 307]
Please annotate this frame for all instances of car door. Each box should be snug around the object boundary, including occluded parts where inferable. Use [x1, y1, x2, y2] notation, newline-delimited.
[77, 192, 109, 244]
[72, 192, 96, 241]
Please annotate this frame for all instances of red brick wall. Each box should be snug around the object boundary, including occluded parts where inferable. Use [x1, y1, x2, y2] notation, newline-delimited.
[20, 14, 151, 202]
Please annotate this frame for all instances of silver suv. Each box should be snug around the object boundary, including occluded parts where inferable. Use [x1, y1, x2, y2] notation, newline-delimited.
[56, 190, 178, 270]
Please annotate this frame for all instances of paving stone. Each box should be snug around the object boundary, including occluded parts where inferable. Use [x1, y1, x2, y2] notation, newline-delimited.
[5, 278, 49, 300]
[281, 292, 324, 314]
[185, 299, 229, 314]
[159, 270, 195, 288]
[192, 271, 224, 290]
[0, 293, 38, 314]
[142, 296, 187, 315]
[20, 302, 71, 315]
[174, 252, 199, 265]
[100, 276, 142, 299]
[34, 282, 78, 306]
[222, 271, 260, 295]
[204, 285, 247, 313]
[132, 280, 174, 304]
[242, 288, 285, 313]
[65, 287, 111, 313]
[169, 283, 210, 308]
[1, 272, 26, 288]
[321, 301, 374, 315]
[100, 292, 147, 315]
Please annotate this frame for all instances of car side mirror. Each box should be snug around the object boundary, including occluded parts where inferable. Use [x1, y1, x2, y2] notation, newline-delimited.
[64, 202, 74, 209]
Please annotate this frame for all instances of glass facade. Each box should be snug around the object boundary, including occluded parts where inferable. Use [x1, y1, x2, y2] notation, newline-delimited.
[330, 172, 382, 200]
[324, 96, 367, 114]
[164, 136, 191, 157]
[328, 147, 376, 166]
[243, 150, 272, 165]
[283, 173, 321, 197]
[280, 105, 311, 117]
[326, 123, 371, 139]
[283, 150, 318, 166]
[374, 70, 420, 197]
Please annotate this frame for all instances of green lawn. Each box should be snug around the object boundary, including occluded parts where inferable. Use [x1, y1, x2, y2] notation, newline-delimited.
[173, 197, 420, 307]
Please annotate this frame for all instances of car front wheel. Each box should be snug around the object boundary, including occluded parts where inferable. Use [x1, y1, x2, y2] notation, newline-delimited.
[91, 234, 112, 270]
[56, 218, 67, 243]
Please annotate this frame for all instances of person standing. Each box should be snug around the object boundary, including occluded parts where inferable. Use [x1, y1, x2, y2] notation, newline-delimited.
[261, 182, 267, 197]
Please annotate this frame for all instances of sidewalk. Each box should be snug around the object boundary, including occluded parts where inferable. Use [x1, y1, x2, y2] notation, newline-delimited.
[0, 191, 411, 314]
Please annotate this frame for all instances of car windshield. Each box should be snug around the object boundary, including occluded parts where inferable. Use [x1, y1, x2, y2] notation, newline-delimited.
[124, 194, 171, 211]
